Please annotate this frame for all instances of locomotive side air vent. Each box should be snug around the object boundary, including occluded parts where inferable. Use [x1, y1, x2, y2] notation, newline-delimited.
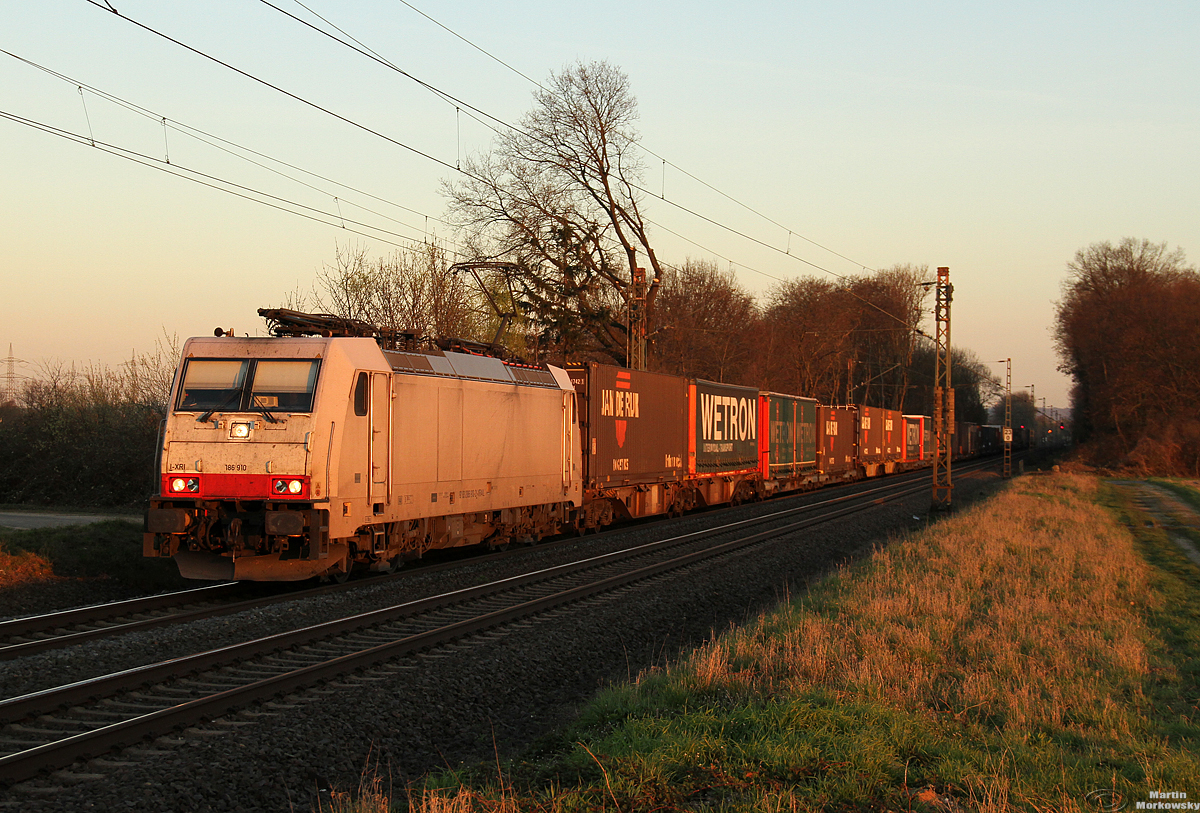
[388, 353, 436, 373]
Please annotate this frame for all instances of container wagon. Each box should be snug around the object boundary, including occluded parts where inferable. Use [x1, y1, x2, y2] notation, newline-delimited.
[688, 379, 761, 505]
[858, 406, 903, 477]
[566, 362, 687, 526]
[901, 414, 927, 470]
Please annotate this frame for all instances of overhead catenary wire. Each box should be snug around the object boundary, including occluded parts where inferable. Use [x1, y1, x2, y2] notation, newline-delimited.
[0, 46, 456, 246]
[0, 107, 464, 258]
[259, 0, 876, 277]
[250, 1, 915, 329]
[351, 0, 879, 274]
[69, 3, 814, 295]
[84, 1, 875, 288]
[81, 0, 464, 177]
[71, 0, 921, 333]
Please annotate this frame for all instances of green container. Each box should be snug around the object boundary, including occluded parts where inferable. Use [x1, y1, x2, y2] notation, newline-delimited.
[764, 392, 817, 475]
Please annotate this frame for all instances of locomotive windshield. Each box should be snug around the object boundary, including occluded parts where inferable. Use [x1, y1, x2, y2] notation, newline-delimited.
[178, 359, 320, 413]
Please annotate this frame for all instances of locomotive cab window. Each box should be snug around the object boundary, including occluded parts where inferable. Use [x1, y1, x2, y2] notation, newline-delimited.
[250, 360, 320, 412]
[178, 360, 249, 411]
[176, 358, 320, 413]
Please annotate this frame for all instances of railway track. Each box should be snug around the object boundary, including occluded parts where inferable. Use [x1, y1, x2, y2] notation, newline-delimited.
[0, 534, 567, 660]
[0, 457, 1001, 785]
[0, 583, 255, 661]
[0, 460, 976, 661]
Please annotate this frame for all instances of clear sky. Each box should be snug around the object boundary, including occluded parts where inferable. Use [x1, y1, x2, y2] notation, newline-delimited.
[4, 1, 1198, 409]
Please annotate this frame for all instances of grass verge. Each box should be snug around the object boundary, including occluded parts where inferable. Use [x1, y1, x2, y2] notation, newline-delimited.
[0, 521, 196, 592]
[371, 473, 1200, 813]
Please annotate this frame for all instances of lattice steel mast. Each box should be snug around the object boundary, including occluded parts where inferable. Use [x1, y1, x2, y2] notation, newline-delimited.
[2, 344, 23, 407]
[1000, 358, 1012, 478]
[627, 267, 647, 371]
[932, 267, 953, 510]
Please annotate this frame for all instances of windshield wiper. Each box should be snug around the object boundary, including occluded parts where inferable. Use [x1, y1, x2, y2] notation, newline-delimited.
[195, 391, 243, 423]
[252, 406, 280, 424]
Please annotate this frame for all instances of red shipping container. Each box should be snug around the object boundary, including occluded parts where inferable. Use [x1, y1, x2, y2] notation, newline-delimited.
[858, 406, 902, 465]
[566, 363, 687, 487]
[817, 405, 857, 475]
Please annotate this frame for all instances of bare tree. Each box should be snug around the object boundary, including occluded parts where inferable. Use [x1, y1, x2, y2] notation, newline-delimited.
[444, 61, 663, 365]
[652, 259, 760, 384]
[758, 266, 929, 408]
[1054, 238, 1200, 472]
[846, 264, 931, 409]
[760, 276, 857, 403]
[310, 243, 484, 343]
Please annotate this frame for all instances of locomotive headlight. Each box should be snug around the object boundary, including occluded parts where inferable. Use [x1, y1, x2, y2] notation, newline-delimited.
[171, 477, 199, 493]
[229, 421, 252, 439]
[272, 478, 305, 496]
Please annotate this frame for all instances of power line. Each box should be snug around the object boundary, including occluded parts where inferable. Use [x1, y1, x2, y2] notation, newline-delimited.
[0, 107, 463, 257]
[371, 0, 879, 273]
[0, 47, 453, 241]
[389, 0, 546, 90]
[74, 2, 919, 332]
[250, 1, 901, 322]
[258, 0, 514, 142]
[82, 0, 464, 177]
[246, 2, 905, 323]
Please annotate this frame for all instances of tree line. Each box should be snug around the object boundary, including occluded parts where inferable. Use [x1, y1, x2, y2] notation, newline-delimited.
[0, 337, 177, 508]
[1054, 238, 1200, 474]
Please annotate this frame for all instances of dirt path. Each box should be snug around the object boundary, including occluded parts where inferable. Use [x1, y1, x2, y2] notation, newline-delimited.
[1108, 480, 1200, 568]
[0, 512, 138, 531]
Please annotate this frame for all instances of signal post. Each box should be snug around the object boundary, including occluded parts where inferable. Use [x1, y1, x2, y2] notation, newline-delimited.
[997, 358, 1012, 478]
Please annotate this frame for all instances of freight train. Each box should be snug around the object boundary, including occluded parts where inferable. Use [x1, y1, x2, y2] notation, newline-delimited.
[144, 310, 1013, 581]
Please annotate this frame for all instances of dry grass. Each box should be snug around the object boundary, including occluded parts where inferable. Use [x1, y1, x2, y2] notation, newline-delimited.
[686, 474, 1155, 736]
[0, 545, 57, 588]
[407, 788, 522, 813]
[331, 473, 1199, 811]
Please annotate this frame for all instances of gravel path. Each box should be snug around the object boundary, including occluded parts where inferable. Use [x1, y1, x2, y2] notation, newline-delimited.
[0, 468, 1005, 812]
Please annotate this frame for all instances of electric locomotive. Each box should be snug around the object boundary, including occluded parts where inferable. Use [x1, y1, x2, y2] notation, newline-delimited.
[144, 310, 582, 581]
